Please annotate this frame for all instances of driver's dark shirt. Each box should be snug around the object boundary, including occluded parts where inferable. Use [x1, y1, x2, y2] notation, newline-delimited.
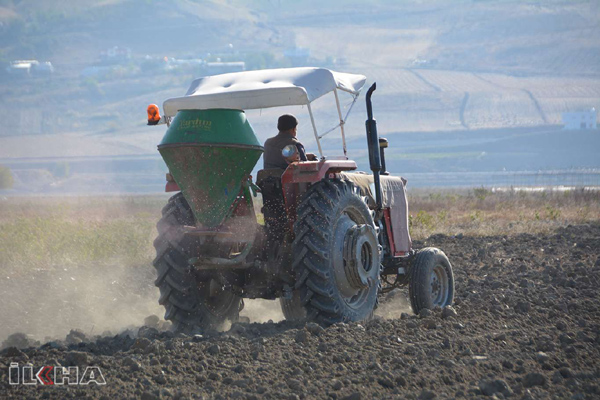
[263, 131, 307, 169]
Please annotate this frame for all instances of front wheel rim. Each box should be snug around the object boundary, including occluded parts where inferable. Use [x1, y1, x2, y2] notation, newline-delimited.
[430, 265, 449, 306]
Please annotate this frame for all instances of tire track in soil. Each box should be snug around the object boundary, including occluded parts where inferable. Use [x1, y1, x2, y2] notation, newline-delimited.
[459, 91, 470, 129]
[472, 73, 509, 90]
[407, 69, 442, 92]
[523, 89, 549, 124]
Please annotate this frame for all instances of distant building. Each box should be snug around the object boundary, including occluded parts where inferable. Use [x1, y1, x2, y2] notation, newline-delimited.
[7, 60, 39, 76]
[99, 46, 132, 64]
[34, 61, 55, 75]
[165, 57, 204, 69]
[562, 108, 597, 130]
[411, 58, 437, 68]
[6, 60, 54, 76]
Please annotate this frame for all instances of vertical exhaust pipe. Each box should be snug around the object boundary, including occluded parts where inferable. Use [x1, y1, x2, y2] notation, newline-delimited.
[365, 83, 383, 212]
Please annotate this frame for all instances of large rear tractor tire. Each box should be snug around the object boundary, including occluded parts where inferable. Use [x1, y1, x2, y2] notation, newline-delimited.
[409, 247, 454, 314]
[153, 193, 241, 333]
[279, 290, 306, 321]
[292, 179, 381, 325]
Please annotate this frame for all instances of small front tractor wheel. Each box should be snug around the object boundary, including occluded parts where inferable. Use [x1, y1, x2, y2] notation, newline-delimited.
[409, 247, 454, 314]
[292, 179, 381, 325]
[153, 193, 242, 333]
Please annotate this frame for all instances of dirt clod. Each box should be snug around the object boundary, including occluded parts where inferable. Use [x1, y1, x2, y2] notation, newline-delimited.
[294, 329, 309, 344]
[523, 372, 547, 388]
[305, 322, 325, 336]
[479, 378, 512, 397]
[144, 315, 160, 328]
[132, 337, 152, 351]
[65, 329, 87, 345]
[0, 346, 26, 358]
[209, 343, 223, 355]
[1, 332, 38, 349]
[418, 308, 432, 318]
[64, 350, 88, 366]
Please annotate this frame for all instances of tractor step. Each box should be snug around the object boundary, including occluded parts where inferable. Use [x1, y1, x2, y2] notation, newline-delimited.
[183, 226, 236, 238]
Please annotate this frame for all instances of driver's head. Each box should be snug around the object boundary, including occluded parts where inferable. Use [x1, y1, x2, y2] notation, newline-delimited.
[277, 114, 298, 136]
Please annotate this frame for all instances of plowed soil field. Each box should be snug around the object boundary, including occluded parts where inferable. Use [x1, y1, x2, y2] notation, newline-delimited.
[1, 223, 599, 399]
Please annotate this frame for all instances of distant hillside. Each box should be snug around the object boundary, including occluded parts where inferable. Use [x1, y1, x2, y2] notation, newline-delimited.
[1, 1, 600, 193]
[0, 0, 598, 141]
[0, 0, 277, 65]
[267, 0, 600, 76]
[1, 0, 599, 75]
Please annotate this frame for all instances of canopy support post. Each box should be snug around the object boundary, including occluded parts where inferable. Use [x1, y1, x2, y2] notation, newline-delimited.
[307, 102, 324, 159]
[334, 88, 347, 158]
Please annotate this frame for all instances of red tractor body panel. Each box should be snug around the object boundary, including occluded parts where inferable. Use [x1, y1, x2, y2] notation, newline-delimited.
[281, 160, 357, 184]
[165, 181, 180, 192]
[280, 160, 357, 230]
[383, 208, 409, 257]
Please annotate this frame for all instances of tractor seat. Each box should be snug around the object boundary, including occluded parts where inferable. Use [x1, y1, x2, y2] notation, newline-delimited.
[256, 168, 286, 187]
[256, 168, 288, 243]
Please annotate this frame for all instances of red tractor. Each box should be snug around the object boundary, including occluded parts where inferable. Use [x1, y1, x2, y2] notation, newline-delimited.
[147, 67, 454, 332]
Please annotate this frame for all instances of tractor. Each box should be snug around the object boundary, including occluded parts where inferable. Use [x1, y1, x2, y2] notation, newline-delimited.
[147, 67, 454, 332]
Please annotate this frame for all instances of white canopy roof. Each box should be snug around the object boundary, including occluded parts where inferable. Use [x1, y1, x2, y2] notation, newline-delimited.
[162, 67, 366, 117]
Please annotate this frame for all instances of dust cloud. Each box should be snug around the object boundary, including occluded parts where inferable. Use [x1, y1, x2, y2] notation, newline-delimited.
[0, 253, 410, 345]
[375, 289, 413, 319]
[240, 299, 284, 323]
[0, 262, 290, 345]
[0, 262, 164, 344]
[239, 290, 414, 324]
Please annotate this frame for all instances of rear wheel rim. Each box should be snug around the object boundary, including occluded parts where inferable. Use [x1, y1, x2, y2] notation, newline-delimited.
[332, 207, 378, 309]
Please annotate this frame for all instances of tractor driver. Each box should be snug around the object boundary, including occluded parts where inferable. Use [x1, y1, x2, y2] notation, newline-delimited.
[263, 114, 317, 169]
[260, 114, 316, 245]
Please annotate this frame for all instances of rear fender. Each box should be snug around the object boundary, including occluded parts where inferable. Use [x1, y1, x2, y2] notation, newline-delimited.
[281, 160, 357, 230]
[165, 181, 180, 192]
